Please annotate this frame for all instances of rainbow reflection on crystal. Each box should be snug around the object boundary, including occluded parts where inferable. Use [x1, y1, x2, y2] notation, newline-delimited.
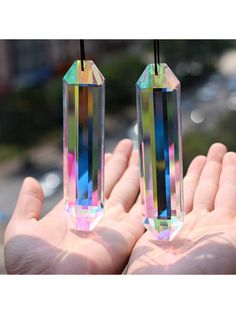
[63, 60, 105, 231]
[136, 63, 184, 241]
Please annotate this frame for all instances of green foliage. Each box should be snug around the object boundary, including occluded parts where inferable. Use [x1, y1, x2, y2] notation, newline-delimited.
[101, 54, 145, 112]
[145, 40, 236, 88]
[183, 132, 215, 174]
[0, 78, 62, 147]
[216, 111, 236, 151]
[0, 143, 22, 161]
[0, 40, 236, 164]
[146, 40, 236, 65]
[183, 111, 236, 174]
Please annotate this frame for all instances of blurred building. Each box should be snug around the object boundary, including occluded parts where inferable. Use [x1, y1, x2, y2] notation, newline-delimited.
[0, 40, 97, 93]
[0, 41, 11, 92]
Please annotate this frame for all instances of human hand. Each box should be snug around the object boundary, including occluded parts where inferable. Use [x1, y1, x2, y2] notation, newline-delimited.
[4, 139, 144, 274]
[127, 143, 236, 274]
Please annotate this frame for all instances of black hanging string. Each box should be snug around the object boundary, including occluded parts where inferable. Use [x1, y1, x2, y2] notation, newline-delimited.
[80, 40, 86, 71]
[154, 40, 160, 75]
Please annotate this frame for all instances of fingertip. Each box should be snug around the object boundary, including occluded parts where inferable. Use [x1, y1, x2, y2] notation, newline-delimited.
[21, 177, 44, 201]
[119, 138, 133, 146]
[209, 142, 227, 151]
[194, 155, 207, 162]
[105, 153, 112, 164]
[22, 176, 43, 193]
[187, 155, 207, 174]
[113, 139, 133, 154]
[14, 176, 44, 221]
[222, 151, 236, 165]
[207, 143, 227, 159]
[105, 152, 112, 157]
[111, 139, 133, 166]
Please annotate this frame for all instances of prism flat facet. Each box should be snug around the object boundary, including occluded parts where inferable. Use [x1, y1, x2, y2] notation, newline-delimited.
[63, 60, 105, 231]
[136, 63, 184, 240]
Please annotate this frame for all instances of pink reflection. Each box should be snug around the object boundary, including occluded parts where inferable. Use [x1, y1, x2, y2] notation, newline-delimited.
[92, 190, 98, 206]
[67, 152, 76, 205]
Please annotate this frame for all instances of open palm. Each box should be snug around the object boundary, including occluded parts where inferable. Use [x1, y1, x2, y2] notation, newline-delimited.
[127, 143, 236, 274]
[4, 139, 144, 274]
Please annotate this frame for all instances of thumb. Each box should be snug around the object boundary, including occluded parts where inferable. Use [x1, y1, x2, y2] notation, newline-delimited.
[12, 177, 44, 221]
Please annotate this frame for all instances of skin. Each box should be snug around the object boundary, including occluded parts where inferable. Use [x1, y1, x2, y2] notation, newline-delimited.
[4, 140, 236, 274]
[127, 143, 236, 274]
[4, 139, 144, 274]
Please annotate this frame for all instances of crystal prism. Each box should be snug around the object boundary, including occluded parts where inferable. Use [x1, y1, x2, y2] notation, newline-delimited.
[136, 63, 184, 240]
[63, 60, 105, 231]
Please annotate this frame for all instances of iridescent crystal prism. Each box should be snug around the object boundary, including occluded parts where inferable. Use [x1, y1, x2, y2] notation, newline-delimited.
[136, 63, 184, 241]
[63, 60, 105, 231]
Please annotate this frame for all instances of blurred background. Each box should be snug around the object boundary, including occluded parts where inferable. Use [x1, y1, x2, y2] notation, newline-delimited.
[0, 39, 236, 273]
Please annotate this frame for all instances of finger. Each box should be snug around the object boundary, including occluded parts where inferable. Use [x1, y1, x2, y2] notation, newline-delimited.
[128, 149, 138, 166]
[104, 139, 133, 198]
[193, 143, 227, 212]
[105, 153, 112, 164]
[128, 194, 143, 220]
[183, 155, 207, 214]
[12, 177, 44, 221]
[106, 150, 139, 212]
[214, 152, 236, 214]
[116, 197, 145, 248]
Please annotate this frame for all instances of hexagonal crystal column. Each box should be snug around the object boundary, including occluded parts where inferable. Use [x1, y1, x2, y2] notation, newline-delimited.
[63, 60, 105, 231]
[136, 63, 184, 240]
